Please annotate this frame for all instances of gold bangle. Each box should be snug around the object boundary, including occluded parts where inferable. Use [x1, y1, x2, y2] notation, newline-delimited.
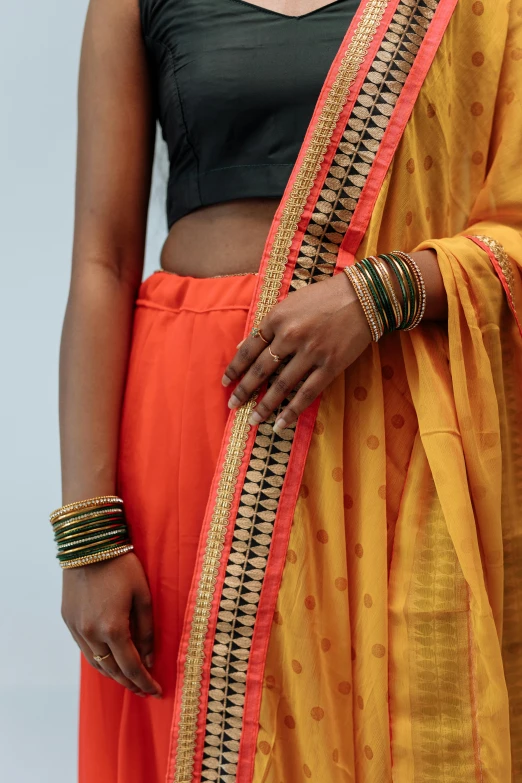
[50, 495, 123, 523]
[60, 544, 134, 570]
[344, 266, 383, 342]
[349, 265, 384, 341]
[392, 251, 426, 329]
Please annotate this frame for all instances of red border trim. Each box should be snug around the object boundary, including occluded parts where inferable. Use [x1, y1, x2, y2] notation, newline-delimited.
[466, 236, 522, 337]
[337, 0, 460, 267]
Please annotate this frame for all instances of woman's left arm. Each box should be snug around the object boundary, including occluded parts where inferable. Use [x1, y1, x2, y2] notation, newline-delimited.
[222, 248, 446, 433]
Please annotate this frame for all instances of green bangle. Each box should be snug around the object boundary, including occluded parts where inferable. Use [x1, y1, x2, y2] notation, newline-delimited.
[360, 258, 396, 333]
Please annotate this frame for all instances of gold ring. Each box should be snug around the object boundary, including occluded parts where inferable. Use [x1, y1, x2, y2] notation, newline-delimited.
[251, 327, 270, 344]
[93, 652, 112, 663]
[268, 346, 281, 363]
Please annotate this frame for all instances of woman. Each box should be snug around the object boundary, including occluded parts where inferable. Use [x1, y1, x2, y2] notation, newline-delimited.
[57, 0, 522, 780]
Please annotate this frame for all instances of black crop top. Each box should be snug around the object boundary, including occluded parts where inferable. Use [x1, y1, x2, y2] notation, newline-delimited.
[139, 0, 360, 227]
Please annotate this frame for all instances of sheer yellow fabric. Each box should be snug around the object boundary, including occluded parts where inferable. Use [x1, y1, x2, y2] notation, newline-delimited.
[254, 2, 522, 781]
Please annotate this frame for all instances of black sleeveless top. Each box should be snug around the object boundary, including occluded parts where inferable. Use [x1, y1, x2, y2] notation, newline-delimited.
[139, 0, 359, 227]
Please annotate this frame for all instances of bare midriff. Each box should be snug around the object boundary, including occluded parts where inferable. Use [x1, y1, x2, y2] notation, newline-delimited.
[159, 199, 280, 278]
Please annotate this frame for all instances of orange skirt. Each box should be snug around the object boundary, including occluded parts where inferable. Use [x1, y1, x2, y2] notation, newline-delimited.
[79, 270, 257, 783]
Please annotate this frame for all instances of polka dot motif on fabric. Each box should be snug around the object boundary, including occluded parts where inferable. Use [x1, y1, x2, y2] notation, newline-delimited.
[472, 51, 484, 66]
[372, 643, 386, 658]
[333, 749, 339, 763]
[354, 386, 368, 401]
[316, 529, 329, 544]
[332, 467, 343, 482]
[287, 549, 297, 564]
[424, 155, 433, 170]
[405, 211, 413, 226]
[364, 593, 373, 608]
[273, 611, 283, 625]
[292, 659, 302, 674]
[512, 48, 522, 62]
[284, 715, 296, 729]
[472, 151, 484, 165]
[357, 695, 364, 710]
[355, 543, 364, 558]
[338, 681, 352, 695]
[311, 707, 325, 721]
[335, 577, 348, 591]
[364, 746, 374, 760]
[472, 1, 484, 14]
[367, 435, 379, 450]
[344, 494, 353, 510]
[266, 675, 275, 689]
[506, 90, 515, 104]
[392, 414, 405, 429]
[382, 365, 394, 379]
[300, 484, 309, 499]
[305, 595, 316, 610]
[481, 432, 499, 449]
[314, 420, 324, 435]
[259, 741, 271, 755]
[303, 765, 312, 779]
[321, 638, 331, 652]
[471, 102, 484, 116]
[378, 485, 386, 500]
[427, 103, 436, 118]
[406, 158, 415, 174]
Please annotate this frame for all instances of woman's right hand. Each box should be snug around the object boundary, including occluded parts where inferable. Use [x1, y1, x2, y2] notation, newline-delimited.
[61, 552, 162, 698]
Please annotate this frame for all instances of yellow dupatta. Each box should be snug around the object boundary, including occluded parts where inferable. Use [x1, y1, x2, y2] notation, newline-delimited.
[254, 2, 522, 782]
[167, 2, 522, 781]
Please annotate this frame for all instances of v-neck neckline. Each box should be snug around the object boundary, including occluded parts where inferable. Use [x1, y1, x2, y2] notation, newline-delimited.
[227, 0, 347, 20]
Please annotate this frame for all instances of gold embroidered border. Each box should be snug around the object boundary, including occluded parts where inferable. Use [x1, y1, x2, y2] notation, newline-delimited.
[471, 234, 517, 312]
[172, 2, 389, 780]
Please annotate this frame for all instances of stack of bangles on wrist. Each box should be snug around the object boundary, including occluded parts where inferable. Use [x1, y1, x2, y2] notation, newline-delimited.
[49, 495, 133, 569]
[344, 251, 426, 342]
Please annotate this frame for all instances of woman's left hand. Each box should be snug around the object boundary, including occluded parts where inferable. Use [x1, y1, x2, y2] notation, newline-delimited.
[222, 271, 372, 433]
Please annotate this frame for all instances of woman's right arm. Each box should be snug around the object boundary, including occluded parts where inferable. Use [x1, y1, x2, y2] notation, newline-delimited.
[59, 0, 161, 698]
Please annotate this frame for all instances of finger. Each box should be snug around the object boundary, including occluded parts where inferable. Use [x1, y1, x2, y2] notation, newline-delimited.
[227, 340, 293, 410]
[107, 631, 162, 698]
[131, 587, 155, 671]
[272, 367, 333, 433]
[69, 629, 108, 677]
[246, 354, 312, 426]
[222, 320, 276, 388]
[84, 638, 145, 694]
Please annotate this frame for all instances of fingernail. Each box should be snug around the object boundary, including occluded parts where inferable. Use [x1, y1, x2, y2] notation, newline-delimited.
[222, 375, 231, 387]
[248, 411, 263, 426]
[145, 654, 154, 670]
[236, 339, 245, 349]
[273, 417, 287, 434]
[228, 395, 240, 409]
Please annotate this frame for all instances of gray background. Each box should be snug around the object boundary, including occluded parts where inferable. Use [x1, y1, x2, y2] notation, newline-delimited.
[0, 2, 166, 780]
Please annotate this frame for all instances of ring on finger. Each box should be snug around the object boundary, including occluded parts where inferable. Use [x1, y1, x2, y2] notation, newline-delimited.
[251, 327, 270, 344]
[268, 346, 281, 363]
[93, 651, 113, 663]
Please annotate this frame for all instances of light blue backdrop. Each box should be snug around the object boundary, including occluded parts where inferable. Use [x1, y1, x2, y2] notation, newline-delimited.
[0, 2, 167, 779]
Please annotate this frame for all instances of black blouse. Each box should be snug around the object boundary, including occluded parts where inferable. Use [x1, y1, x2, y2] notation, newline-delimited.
[139, 0, 360, 227]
